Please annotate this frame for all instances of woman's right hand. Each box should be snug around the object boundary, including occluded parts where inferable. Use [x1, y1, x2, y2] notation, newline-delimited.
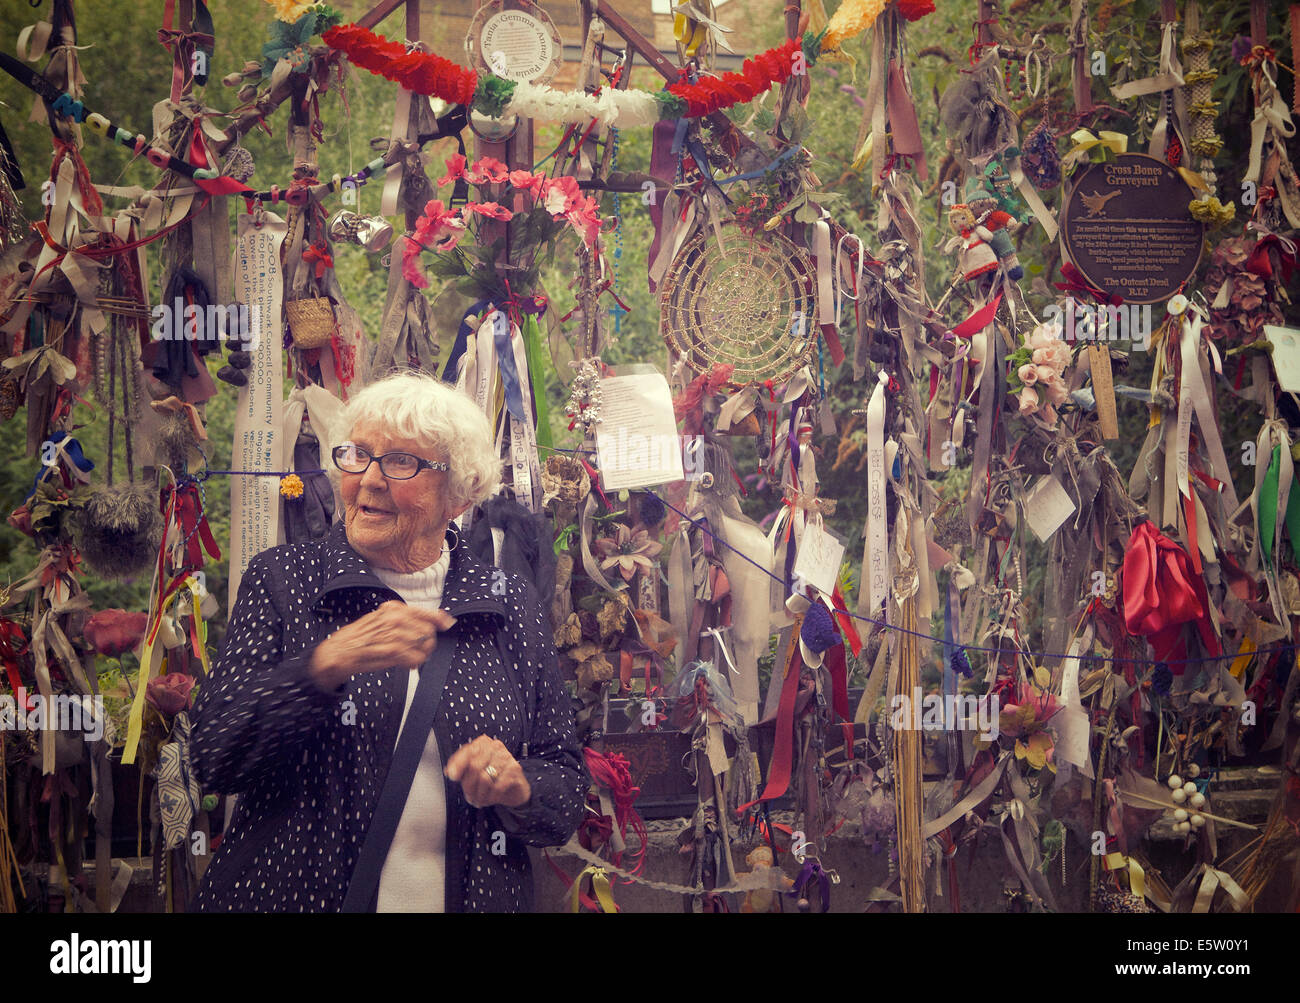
[308, 601, 456, 692]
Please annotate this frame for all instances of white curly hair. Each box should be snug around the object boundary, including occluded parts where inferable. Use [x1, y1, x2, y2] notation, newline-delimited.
[337, 371, 500, 511]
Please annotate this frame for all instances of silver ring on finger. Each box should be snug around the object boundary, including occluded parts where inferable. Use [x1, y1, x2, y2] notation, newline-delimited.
[484, 764, 500, 782]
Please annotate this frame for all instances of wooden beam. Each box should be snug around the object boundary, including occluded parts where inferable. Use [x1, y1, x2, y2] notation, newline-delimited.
[593, 0, 760, 155]
[358, 0, 408, 31]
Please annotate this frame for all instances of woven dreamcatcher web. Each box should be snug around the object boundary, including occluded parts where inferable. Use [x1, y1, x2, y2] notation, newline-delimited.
[659, 223, 818, 386]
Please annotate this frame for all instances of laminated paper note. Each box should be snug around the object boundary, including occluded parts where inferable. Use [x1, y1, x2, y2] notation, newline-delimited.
[1024, 475, 1076, 543]
[229, 212, 286, 609]
[792, 520, 846, 598]
[594, 371, 684, 490]
[1264, 325, 1300, 394]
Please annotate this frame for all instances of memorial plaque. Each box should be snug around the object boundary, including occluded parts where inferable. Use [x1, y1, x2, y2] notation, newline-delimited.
[466, 0, 563, 85]
[1062, 153, 1204, 304]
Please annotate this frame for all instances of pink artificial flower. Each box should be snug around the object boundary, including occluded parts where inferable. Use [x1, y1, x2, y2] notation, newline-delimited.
[1032, 348, 1050, 366]
[400, 236, 431, 289]
[464, 201, 514, 221]
[1035, 364, 1056, 384]
[415, 200, 467, 250]
[508, 169, 545, 197]
[542, 174, 581, 215]
[1018, 386, 1039, 415]
[1018, 363, 1038, 386]
[474, 156, 509, 184]
[1040, 403, 1058, 426]
[437, 153, 468, 188]
[566, 196, 601, 246]
[1044, 380, 1071, 406]
[1047, 340, 1072, 371]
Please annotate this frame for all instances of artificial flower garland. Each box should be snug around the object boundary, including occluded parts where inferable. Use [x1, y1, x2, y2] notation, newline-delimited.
[322, 0, 935, 129]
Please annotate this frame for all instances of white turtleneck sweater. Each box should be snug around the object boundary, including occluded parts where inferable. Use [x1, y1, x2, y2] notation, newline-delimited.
[372, 551, 450, 913]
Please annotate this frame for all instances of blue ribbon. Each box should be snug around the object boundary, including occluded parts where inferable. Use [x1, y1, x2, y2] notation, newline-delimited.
[439, 298, 492, 384]
[713, 144, 801, 186]
[26, 431, 94, 503]
[491, 310, 527, 422]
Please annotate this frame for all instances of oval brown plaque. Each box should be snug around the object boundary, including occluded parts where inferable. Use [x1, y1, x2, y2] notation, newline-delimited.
[1061, 153, 1204, 304]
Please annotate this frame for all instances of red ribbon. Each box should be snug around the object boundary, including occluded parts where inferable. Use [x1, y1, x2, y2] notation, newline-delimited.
[950, 293, 1003, 338]
[1054, 262, 1122, 306]
[1120, 520, 1220, 672]
[303, 243, 334, 280]
[0, 619, 32, 711]
[583, 747, 648, 875]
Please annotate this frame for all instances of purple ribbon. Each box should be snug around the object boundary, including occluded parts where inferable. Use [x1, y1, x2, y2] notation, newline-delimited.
[788, 858, 831, 912]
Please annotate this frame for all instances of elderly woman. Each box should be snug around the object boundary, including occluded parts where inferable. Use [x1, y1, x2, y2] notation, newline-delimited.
[190, 372, 586, 912]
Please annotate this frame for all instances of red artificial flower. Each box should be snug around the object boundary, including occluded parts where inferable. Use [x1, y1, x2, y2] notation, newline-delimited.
[474, 157, 509, 184]
[463, 201, 513, 221]
[146, 672, 195, 716]
[400, 236, 432, 289]
[896, 0, 936, 20]
[542, 175, 582, 215]
[83, 609, 150, 659]
[323, 25, 478, 106]
[438, 154, 467, 188]
[508, 169, 545, 197]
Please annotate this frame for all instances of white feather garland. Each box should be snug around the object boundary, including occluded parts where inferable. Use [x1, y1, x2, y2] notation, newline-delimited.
[504, 81, 662, 129]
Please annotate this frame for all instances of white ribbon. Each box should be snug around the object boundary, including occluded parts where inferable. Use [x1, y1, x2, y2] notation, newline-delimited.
[813, 215, 835, 329]
[228, 212, 286, 609]
[1110, 22, 1185, 99]
[381, 88, 413, 218]
[859, 373, 889, 615]
[834, 231, 865, 328]
[1244, 58, 1296, 186]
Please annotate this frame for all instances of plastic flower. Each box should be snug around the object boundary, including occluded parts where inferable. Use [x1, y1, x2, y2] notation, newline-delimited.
[1018, 387, 1039, 415]
[896, 0, 936, 20]
[437, 153, 468, 188]
[473, 157, 509, 184]
[823, 0, 889, 49]
[279, 473, 304, 499]
[999, 681, 1062, 771]
[146, 672, 195, 716]
[84, 609, 149, 659]
[266, 0, 314, 22]
[566, 196, 602, 246]
[1017, 364, 1038, 386]
[463, 201, 513, 221]
[413, 200, 467, 251]
[542, 175, 582, 215]
[508, 169, 546, 197]
[593, 525, 663, 582]
[400, 236, 432, 289]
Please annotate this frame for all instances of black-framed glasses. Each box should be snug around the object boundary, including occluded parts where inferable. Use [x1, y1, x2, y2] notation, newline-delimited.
[332, 443, 449, 479]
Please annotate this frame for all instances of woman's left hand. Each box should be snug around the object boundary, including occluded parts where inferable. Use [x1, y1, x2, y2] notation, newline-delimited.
[445, 736, 531, 809]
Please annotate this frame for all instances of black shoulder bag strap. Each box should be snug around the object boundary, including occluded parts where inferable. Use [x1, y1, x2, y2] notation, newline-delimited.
[341, 631, 459, 913]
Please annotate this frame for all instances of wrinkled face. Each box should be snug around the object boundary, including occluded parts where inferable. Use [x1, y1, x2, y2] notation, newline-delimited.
[341, 420, 468, 573]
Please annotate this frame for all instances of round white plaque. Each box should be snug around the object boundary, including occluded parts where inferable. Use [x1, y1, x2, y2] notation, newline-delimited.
[467, 1, 562, 85]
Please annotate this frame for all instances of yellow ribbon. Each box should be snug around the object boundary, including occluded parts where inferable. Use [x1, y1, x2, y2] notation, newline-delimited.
[1062, 129, 1128, 173]
[567, 865, 618, 913]
[1103, 851, 1146, 900]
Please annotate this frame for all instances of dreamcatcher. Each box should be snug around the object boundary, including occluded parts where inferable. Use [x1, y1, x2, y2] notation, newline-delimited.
[660, 223, 818, 387]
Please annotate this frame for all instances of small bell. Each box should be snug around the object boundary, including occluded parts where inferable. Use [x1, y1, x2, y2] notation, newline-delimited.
[328, 209, 393, 253]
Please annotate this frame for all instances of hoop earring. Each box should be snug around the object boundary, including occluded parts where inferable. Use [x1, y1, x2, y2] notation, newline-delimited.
[445, 525, 460, 553]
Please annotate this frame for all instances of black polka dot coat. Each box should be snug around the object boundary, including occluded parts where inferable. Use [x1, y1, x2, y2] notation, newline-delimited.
[189, 521, 587, 913]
